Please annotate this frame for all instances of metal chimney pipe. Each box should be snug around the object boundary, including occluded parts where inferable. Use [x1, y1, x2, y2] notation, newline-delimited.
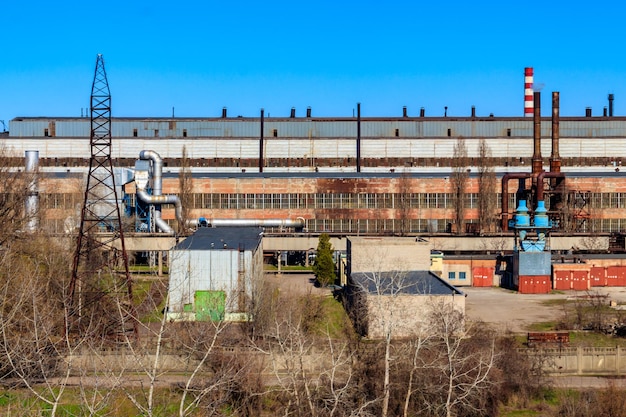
[604, 107, 608, 117]
[403, 106, 407, 117]
[222, 107, 227, 118]
[550, 92, 561, 174]
[306, 106, 311, 118]
[420, 107, 425, 117]
[532, 91, 543, 175]
[356, 103, 361, 173]
[290, 107, 296, 118]
[586, 107, 592, 117]
[471, 106, 476, 118]
[25, 150, 39, 232]
[259, 108, 264, 173]
[609, 94, 615, 117]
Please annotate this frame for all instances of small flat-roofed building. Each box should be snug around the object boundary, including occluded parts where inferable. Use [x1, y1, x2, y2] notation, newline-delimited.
[167, 227, 263, 322]
[345, 237, 465, 339]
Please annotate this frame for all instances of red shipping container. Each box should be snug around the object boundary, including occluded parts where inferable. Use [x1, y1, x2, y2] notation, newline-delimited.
[519, 275, 551, 294]
[553, 270, 571, 291]
[572, 270, 590, 291]
[472, 267, 493, 287]
[590, 266, 606, 287]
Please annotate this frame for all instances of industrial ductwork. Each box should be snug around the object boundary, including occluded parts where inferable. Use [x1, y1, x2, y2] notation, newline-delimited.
[136, 150, 183, 234]
[135, 150, 306, 234]
[189, 217, 306, 229]
[25, 150, 39, 232]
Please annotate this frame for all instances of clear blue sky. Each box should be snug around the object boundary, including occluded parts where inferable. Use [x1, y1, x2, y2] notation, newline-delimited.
[1, 0, 625, 125]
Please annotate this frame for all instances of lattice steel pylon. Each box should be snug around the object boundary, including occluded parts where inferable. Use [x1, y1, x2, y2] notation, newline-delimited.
[69, 54, 137, 339]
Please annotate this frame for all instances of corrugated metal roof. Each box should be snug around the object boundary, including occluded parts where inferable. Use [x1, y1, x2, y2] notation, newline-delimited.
[172, 226, 263, 252]
[350, 270, 463, 295]
[10, 116, 626, 139]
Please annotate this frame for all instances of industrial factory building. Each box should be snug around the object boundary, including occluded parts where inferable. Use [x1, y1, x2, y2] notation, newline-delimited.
[6, 68, 626, 294]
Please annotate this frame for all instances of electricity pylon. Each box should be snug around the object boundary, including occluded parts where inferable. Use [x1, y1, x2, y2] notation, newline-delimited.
[69, 54, 137, 339]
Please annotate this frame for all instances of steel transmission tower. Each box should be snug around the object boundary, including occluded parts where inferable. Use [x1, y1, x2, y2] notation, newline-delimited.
[69, 54, 137, 338]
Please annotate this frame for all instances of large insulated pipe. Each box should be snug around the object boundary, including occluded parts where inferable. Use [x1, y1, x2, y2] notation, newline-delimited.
[532, 91, 543, 176]
[25, 150, 39, 232]
[524, 67, 534, 117]
[356, 102, 361, 172]
[550, 91, 561, 175]
[138, 150, 183, 234]
[189, 217, 306, 229]
[501, 173, 531, 231]
[259, 108, 264, 173]
[609, 94, 615, 117]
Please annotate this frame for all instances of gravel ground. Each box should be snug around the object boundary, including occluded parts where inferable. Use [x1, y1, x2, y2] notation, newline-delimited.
[463, 286, 626, 333]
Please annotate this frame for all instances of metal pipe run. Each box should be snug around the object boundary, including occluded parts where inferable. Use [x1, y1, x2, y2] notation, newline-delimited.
[137, 150, 183, 234]
[25, 150, 39, 232]
[536, 171, 566, 203]
[501, 173, 531, 231]
[189, 217, 306, 229]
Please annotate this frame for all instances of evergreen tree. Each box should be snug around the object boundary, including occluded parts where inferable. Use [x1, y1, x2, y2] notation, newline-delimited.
[313, 233, 335, 287]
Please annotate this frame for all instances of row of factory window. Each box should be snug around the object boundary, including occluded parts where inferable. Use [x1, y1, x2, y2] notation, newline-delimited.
[37, 191, 626, 211]
[184, 192, 487, 210]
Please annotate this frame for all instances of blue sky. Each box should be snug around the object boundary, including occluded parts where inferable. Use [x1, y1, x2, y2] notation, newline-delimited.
[1, 0, 624, 125]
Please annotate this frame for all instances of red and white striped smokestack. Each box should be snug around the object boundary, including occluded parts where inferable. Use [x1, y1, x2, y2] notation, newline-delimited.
[524, 67, 534, 117]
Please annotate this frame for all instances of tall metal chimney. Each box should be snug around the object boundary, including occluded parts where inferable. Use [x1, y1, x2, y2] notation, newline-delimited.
[403, 106, 407, 117]
[550, 92, 561, 174]
[471, 105, 476, 118]
[222, 107, 227, 118]
[356, 103, 361, 173]
[306, 106, 311, 118]
[609, 94, 615, 117]
[290, 107, 296, 118]
[532, 91, 543, 175]
[420, 107, 425, 117]
[524, 67, 534, 117]
[25, 150, 39, 232]
[259, 109, 264, 173]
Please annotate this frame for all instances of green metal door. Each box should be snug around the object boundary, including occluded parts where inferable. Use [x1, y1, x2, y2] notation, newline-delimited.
[194, 290, 226, 321]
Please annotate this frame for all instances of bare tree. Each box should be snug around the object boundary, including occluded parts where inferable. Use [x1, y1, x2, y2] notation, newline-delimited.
[178, 145, 193, 234]
[451, 137, 469, 234]
[422, 304, 499, 417]
[477, 139, 497, 234]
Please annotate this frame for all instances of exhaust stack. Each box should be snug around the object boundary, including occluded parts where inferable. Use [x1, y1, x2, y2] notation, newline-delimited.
[532, 91, 543, 175]
[550, 92, 561, 174]
[524, 67, 534, 117]
[25, 150, 39, 232]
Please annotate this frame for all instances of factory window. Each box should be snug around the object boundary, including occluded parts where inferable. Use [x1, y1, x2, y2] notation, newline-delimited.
[44, 128, 49, 137]
[133, 128, 138, 137]
[183, 129, 187, 138]
[447, 128, 452, 137]
[273, 129, 278, 137]
[507, 128, 512, 137]
[154, 129, 159, 137]
[448, 272, 456, 280]
[395, 128, 399, 137]
[459, 271, 467, 280]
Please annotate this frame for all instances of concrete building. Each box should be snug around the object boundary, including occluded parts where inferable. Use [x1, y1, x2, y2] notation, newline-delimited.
[166, 227, 263, 322]
[345, 237, 465, 339]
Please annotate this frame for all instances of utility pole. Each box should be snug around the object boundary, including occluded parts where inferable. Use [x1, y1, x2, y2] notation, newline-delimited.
[69, 54, 137, 339]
